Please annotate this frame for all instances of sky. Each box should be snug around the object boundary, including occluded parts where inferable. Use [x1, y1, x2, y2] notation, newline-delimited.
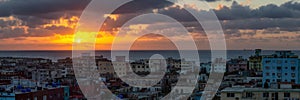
[0, 0, 299, 50]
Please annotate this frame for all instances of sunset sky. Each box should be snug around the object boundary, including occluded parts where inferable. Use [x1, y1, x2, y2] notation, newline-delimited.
[0, 0, 299, 50]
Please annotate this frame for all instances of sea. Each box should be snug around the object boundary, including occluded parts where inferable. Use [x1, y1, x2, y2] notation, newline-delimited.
[0, 50, 299, 63]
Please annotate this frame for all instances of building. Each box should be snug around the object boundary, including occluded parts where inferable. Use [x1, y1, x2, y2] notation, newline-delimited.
[227, 56, 248, 73]
[221, 87, 300, 100]
[200, 62, 211, 74]
[211, 58, 226, 73]
[130, 62, 149, 74]
[112, 56, 129, 77]
[262, 51, 300, 87]
[0, 86, 69, 100]
[97, 58, 114, 75]
[249, 49, 263, 72]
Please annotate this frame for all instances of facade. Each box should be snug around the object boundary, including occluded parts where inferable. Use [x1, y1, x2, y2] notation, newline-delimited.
[180, 59, 196, 72]
[262, 51, 300, 87]
[113, 56, 129, 77]
[97, 59, 114, 75]
[227, 56, 248, 73]
[130, 62, 149, 73]
[200, 62, 211, 74]
[0, 86, 69, 100]
[211, 58, 226, 73]
[221, 87, 300, 100]
[249, 49, 263, 72]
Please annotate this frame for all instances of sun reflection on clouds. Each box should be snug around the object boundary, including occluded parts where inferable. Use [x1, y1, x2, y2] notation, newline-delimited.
[42, 16, 79, 29]
[104, 14, 120, 21]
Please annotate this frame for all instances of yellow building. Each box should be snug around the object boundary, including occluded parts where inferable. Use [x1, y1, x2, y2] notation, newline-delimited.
[249, 49, 263, 72]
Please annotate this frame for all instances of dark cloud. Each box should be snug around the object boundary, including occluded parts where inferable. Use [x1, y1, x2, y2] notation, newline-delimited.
[0, 0, 173, 39]
[255, 4, 293, 18]
[282, 1, 300, 11]
[146, 1, 300, 33]
[0, 0, 172, 18]
[200, 0, 232, 2]
[0, 0, 300, 40]
[112, 0, 172, 14]
[0, 0, 91, 17]
[156, 1, 300, 21]
[221, 18, 300, 31]
[215, 1, 300, 20]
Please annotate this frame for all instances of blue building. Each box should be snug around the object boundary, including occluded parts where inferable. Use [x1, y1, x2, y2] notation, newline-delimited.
[262, 51, 300, 87]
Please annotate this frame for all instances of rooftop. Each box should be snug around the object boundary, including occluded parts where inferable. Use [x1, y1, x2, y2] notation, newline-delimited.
[221, 87, 300, 93]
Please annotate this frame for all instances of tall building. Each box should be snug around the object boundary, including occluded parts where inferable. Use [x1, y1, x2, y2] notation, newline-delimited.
[262, 51, 300, 87]
[249, 49, 263, 72]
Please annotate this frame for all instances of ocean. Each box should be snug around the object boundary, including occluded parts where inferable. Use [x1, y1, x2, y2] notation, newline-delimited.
[0, 50, 299, 63]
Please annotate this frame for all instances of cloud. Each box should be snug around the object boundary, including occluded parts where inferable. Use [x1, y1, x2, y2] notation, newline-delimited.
[200, 0, 232, 2]
[281, 1, 300, 11]
[0, 16, 76, 39]
[215, 1, 300, 19]
[111, 0, 172, 14]
[0, 0, 300, 50]
[221, 18, 300, 31]
[0, 0, 172, 17]
[155, 1, 300, 21]
[0, 0, 174, 39]
[0, 0, 90, 17]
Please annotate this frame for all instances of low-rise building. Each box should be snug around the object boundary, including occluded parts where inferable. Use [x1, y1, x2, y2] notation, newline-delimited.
[227, 56, 248, 73]
[221, 87, 300, 100]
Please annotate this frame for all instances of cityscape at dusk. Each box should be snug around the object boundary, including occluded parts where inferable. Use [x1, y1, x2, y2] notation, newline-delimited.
[0, 0, 300, 100]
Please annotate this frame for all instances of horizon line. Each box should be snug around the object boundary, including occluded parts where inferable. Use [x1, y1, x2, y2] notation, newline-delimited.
[0, 49, 298, 51]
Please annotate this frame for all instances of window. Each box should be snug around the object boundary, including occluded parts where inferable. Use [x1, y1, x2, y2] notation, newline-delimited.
[266, 66, 270, 69]
[272, 73, 275, 76]
[277, 73, 281, 77]
[284, 93, 290, 97]
[277, 79, 281, 82]
[292, 66, 296, 71]
[246, 92, 252, 97]
[263, 92, 269, 97]
[291, 79, 295, 83]
[291, 60, 296, 64]
[277, 60, 282, 64]
[277, 66, 282, 70]
[292, 73, 295, 77]
[266, 73, 270, 76]
[43, 95, 47, 100]
[227, 93, 235, 97]
[271, 93, 275, 97]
